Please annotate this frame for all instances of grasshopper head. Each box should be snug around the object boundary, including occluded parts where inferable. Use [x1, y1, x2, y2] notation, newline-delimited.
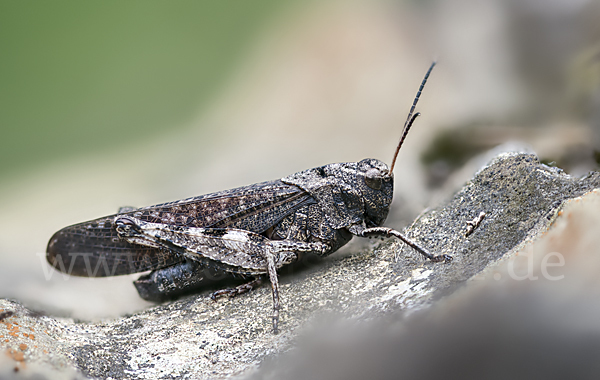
[357, 158, 393, 227]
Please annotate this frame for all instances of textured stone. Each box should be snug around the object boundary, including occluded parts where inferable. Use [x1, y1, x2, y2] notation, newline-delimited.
[1, 153, 599, 379]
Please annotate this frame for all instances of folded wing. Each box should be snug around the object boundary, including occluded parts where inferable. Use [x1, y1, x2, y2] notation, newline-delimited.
[46, 180, 314, 276]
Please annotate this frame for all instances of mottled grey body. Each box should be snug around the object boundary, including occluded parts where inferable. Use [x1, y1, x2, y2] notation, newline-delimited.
[46, 158, 449, 333]
[47, 159, 390, 276]
[46, 62, 450, 333]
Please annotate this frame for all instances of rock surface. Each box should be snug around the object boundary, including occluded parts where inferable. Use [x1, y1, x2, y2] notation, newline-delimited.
[1, 153, 599, 379]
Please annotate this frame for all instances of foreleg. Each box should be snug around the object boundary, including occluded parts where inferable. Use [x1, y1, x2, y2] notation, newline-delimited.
[357, 226, 452, 263]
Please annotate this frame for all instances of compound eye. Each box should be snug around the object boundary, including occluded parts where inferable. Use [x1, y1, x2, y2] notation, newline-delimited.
[365, 168, 383, 190]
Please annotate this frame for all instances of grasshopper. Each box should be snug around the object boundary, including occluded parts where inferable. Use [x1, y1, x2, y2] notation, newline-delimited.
[46, 62, 451, 333]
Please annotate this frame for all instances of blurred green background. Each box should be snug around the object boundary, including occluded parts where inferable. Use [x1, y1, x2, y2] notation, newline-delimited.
[0, 1, 294, 181]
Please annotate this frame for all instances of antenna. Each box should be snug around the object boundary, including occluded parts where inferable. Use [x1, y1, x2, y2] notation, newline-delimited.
[388, 61, 436, 174]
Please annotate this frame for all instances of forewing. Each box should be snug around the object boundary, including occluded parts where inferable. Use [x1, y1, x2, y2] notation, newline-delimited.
[46, 180, 313, 276]
[130, 180, 313, 231]
[46, 217, 181, 277]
